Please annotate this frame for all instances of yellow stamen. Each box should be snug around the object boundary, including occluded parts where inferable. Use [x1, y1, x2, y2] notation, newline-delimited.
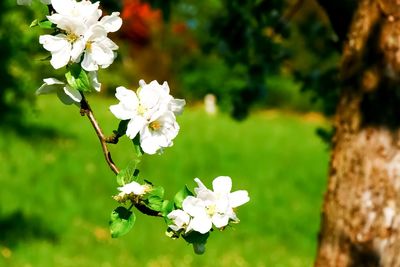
[137, 105, 146, 116]
[149, 121, 161, 131]
[85, 41, 92, 51]
[206, 204, 216, 216]
[66, 32, 78, 43]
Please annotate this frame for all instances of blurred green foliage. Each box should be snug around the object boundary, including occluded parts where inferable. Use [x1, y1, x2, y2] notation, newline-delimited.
[0, 0, 47, 126]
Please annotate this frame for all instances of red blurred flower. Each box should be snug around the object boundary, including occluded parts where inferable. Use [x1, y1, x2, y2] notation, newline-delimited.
[120, 0, 161, 46]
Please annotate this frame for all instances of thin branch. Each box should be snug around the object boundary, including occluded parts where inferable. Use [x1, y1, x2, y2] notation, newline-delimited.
[80, 95, 120, 175]
[79, 95, 162, 218]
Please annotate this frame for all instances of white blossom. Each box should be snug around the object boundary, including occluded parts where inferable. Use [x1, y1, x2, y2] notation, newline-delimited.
[167, 210, 190, 232]
[39, 0, 122, 70]
[109, 81, 185, 155]
[182, 176, 250, 234]
[117, 181, 150, 196]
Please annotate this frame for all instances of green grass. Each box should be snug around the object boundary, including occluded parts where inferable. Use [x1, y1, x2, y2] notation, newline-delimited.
[0, 96, 329, 267]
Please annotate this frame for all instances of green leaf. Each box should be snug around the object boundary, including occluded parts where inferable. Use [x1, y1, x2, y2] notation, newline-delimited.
[146, 196, 163, 212]
[117, 120, 129, 137]
[38, 20, 54, 29]
[30, 19, 54, 29]
[116, 160, 140, 186]
[65, 64, 92, 92]
[29, 19, 39, 28]
[132, 135, 143, 158]
[109, 206, 136, 238]
[149, 186, 164, 198]
[161, 200, 174, 218]
[183, 231, 209, 254]
[141, 185, 165, 212]
[174, 185, 193, 209]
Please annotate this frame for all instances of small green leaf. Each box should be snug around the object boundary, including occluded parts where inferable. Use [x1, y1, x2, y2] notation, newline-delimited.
[116, 160, 140, 186]
[132, 135, 143, 158]
[65, 64, 92, 92]
[38, 19, 54, 29]
[146, 196, 163, 212]
[30, 19, 39, 27]
[149, 186, 164, 198]
[117, 120, 129, 137]
[109, 206, 136, 238]
[161, 200, 174, 218]
[183, 231, 209, 254]
[141, 186, 165, 212]
[174, 185, 193, 209]
[183, 231, 209, 244]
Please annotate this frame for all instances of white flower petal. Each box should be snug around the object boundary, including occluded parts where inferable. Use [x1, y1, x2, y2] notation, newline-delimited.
[71, 38, 85, 62]
[169, 99, 186, 115]
[56, 90, 75, 105]
[100, 12, 123, 32]
[140, 135, 161, 155]
[36, 78, 64, 95]
[115, 86, 138, 104]
[229, 190, 250, 208]
[63, 86, 82, 103]
[81, 51, 98, 71]
[50, 46, 72, 69]
[118, 181, 147, 195]
[51, 0, 75, 15]
[109, 104, 131, 120]
[182, 196, 206, 217]
[212, 213, 230, 228]
[167, 209, 190, 231]
[126, 116, 147, 139]
[187, 214, 212, 234]
[212, 176, 232, 195]
[89, 71, 101, 92]
[39, 34, 69, 52]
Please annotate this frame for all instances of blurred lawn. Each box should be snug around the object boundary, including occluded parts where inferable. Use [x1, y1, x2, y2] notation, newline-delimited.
[0, 96, 329, 267]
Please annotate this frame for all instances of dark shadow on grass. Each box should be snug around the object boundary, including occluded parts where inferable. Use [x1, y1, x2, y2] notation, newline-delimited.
[0, 118, 73, 141]
[0, 211, 58, 247]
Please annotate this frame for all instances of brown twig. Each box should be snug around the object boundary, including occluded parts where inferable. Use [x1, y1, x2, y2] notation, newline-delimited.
[79, 95, 163, 218]
[80, 95, 120, 175]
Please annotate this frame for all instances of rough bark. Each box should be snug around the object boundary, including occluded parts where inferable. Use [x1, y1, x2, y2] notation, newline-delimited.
[315, 0, 400, 266]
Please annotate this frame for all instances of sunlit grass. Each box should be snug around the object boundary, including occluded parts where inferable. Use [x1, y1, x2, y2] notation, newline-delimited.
[0, 96, 329, 267]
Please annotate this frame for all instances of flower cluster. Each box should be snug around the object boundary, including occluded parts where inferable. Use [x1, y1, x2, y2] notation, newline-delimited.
[167, 176, 250, 234]
[110, 80, 186, 155]
[39, 0, 122, 71]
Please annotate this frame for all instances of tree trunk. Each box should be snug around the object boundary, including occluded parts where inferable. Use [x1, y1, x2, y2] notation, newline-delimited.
[315, 0, 400, 266]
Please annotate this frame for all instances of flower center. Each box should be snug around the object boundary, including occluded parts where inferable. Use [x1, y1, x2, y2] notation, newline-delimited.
[149, 121, 161, 131]
[66, 32, 79, 43]
[137, 104, 147, 116]
[85, 41, 93, 51]
[206, 204, 216, 216]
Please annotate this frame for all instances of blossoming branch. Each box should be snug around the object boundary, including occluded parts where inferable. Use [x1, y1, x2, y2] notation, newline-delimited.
[19, 0, 250, 254]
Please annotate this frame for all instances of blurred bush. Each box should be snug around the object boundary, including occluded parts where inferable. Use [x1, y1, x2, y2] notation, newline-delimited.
[0, 0, 48, 126]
